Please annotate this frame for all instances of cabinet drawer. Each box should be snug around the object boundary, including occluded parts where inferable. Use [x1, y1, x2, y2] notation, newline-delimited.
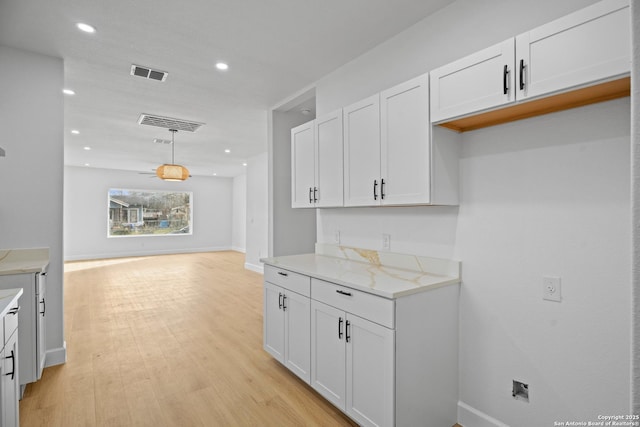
[311, 279, 394, 329]
[4, 304, 19, 342]
[264, 265, 311, 297]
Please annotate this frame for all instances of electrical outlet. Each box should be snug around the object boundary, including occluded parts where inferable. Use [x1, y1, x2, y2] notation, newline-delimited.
[543, 276, 561, 302]
[512, 380, 529, 402]
[382, 234, 390, 251]
[334, 230, 340, 244]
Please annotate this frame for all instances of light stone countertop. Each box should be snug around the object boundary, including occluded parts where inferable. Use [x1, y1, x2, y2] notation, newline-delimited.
[0, 288, 23, 319]
[0, 248, 50, 276]
[261, 244, 461, 299]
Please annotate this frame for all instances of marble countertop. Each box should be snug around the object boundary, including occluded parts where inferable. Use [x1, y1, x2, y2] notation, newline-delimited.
[261, 244, 461, 299]
[0, 248, 49, 276]
[0, 288, 23, 319]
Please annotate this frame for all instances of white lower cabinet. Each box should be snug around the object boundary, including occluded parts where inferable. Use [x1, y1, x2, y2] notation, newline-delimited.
[263, 268, 311, 384]
[311, 300, 394, 427]
[2, 301, 20, 427]
[0, 270, 47, 393]
[264, 264, 459, 427]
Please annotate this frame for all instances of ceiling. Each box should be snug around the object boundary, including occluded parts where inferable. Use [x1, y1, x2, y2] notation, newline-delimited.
[0, 0, 455, 177]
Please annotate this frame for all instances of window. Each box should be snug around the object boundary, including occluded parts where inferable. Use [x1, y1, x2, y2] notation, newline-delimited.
[108, 188, 193, 237]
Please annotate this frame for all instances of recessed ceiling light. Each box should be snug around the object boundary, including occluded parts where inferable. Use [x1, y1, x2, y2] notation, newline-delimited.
[83, 146, 91, 151]
[213, 173, 217, 176]
[76, 23, 96, 33]
[242, 163, 247, 166]
[224, 149, 230, 153]
[84, 163, 90, 167]
[215, 62, 229, 71]
[63, 89, 75, 95]
[71, 130, 80, 135]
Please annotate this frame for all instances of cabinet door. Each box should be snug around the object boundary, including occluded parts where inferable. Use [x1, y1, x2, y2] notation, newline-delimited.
[263, 282, 285, 362]
[430, 39, 515, 123]
[381, 73, 431, 205]
[3, 331, 19, 427]
[516, 0, 629, 101]
[291, 120, 316, 208]
[37, 272, 46, 379]
[345, 314, 395, 427]
[343, 95, 381, 207]
[315, 110, 344, 208]
[0, 273, 36, 387]
[311, 300, 346, 410]
[283, 290, 311, 383]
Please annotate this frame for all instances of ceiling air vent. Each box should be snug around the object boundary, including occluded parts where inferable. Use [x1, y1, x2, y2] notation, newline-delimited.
[130, 64, 168, 82]
[138, 114, 205, 132]
[153, 138, 172, 145]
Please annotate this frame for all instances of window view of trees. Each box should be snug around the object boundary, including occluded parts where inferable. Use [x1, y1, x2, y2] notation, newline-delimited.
[108, 189, 192, 237]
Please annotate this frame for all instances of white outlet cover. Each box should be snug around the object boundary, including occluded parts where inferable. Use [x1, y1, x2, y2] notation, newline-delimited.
[382, 234, 390, 250]
[543, 276, 561, 302]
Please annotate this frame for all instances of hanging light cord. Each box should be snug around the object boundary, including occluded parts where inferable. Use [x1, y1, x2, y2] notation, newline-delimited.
[170, 129, 177, 164]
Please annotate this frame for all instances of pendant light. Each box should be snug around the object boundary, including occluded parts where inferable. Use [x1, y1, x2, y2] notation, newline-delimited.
[156, 129, 189, 181]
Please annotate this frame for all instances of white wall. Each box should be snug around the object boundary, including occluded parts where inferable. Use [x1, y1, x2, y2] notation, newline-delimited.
[232, 173, 247, 252]
[0, 46, 66, 364]
[631, 0, 640, 413]
[64, 166, 233, 260]
[245, 152, 268, 272]
[270, 109, 316, 257]
[310, 0, 632, 424]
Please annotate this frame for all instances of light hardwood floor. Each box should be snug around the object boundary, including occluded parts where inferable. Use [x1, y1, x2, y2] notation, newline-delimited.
[19, 251, 356, 426]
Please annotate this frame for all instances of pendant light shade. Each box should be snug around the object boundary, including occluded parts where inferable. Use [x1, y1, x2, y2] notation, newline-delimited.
[157, 129, 189, 181]
[156, 163, 189, 181]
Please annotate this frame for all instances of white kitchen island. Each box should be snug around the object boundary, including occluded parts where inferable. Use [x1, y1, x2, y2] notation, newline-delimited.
[261, 244, 461, 427]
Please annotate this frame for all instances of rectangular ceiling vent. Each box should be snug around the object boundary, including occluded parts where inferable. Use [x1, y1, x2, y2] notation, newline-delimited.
[153, 138, 172, 145]
[130, 64, 168, 82]
[138, 114, 205, 132]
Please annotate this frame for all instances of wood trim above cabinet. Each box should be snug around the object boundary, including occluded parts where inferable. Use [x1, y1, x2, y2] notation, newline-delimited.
[438, 75, 630, 133]
[439, 76, 631, 132]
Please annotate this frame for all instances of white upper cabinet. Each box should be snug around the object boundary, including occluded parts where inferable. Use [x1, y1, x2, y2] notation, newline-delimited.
[343, 95, 381, 207]
[430, 0, 630, 126]
[291, 121, 315, 208]
[314, 110, 344, 208]
[516, 0, 630, 100]
[344, 73, 458, 207]
[291, 110, 344, 208]
[380, 73, 431, 205]
[430, 40, 515, 123]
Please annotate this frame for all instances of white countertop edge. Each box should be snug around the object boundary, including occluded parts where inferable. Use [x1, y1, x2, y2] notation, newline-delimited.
[0, 288, 24, 318]
[0, 248, 50, 276]
[260, 255, 461, 299]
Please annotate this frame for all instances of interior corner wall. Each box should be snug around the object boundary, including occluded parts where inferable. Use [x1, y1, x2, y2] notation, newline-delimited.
[64, 166, 233, 260]
[269, 110, 316, 257]
[0, 45, 65, 364]
[245, 151, 268, 273]
[232, 173, 247, 253]
[307, 0, 631, 424]
[631, 0, 640, 414]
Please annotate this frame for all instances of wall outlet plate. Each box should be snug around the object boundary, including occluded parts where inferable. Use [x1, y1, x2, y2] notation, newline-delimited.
[512, 380, 529, 402]
[334, 230, 341, 244]
[382, 234, 390, 251]
[543, 276, 561, 302]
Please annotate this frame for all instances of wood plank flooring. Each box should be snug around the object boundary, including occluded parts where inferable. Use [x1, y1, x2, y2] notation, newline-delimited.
[19, 251, 356, 427]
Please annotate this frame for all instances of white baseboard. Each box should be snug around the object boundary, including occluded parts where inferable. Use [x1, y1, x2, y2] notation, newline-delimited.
[458, 401, 510, 427]
[45, 341, 67, 367]
[64, 246, 233, 262]
[244, 262, 264, 274]
[231, 246, 246, 253]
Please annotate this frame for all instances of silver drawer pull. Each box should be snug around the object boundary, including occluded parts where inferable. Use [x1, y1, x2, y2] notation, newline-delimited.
[277, 272, 288, 277]
[336, 290, 352, 297]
